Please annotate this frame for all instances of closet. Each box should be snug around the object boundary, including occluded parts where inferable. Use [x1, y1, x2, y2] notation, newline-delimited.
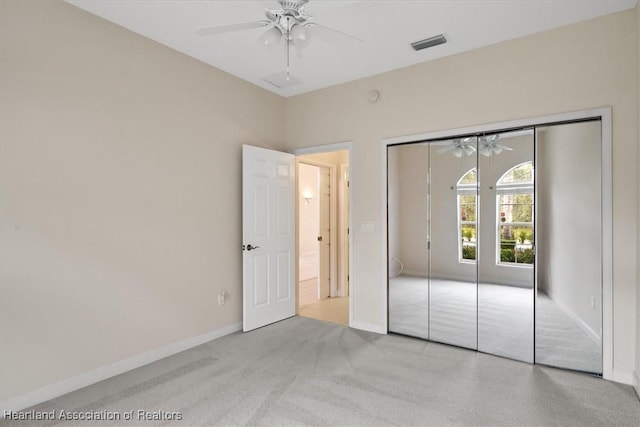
[387, 120, 603, 374]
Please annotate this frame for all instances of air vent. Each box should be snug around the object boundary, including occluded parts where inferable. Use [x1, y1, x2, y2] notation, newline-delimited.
[263, 72, 302, 88]
[411, 34, 447, 51]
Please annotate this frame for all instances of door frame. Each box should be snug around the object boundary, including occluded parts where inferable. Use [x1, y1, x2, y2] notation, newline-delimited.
[381, 107, 613, 381]
[293, 142, 353, 327]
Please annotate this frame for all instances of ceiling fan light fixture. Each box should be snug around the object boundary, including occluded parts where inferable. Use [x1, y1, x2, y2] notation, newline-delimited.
[480, 145, 492, 157]
[259, 26, 283, 49]
[291, 24, 311, 48]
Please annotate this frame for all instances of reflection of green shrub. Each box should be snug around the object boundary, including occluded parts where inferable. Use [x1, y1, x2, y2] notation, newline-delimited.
[462, 246, 476, 260]
[500, 249, 515, 262]
[516, 248, 535, 264]
[462, 227, 474, 241]
[500, 248, 534, 264]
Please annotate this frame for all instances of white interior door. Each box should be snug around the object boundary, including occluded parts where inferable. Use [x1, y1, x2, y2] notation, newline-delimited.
[243, 145, 295, 332]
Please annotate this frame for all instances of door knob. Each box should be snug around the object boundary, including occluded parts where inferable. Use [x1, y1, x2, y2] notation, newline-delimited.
[317, 236, 323, 242]
[246, 244, 260, 251]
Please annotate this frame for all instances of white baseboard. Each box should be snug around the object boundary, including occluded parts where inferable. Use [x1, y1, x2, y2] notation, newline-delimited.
[633, 371, 640, 399]
[350, 319, 386, 334]
[0, 321, 242, 417]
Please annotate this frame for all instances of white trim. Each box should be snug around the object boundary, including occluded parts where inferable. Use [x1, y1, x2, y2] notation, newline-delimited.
[633, 371, 640, 399]
[0, 322, 242, 416]
[350, 320, 386, 335]
[292, 141, 352, 156]
[381, 139, 389, 333]
[338, 163, 350, 297]
[383, 108, 611, 146]
[600, 108, 613, 381]
[381, 107, 614, 380]
[611, 368, 634, 385]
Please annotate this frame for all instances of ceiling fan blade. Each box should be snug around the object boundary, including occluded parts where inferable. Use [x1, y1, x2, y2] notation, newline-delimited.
[196, 20, 270, 36]
[495, 143, 513, 151]
[306, 22, 363, 44]
[436, 145, 456, 154]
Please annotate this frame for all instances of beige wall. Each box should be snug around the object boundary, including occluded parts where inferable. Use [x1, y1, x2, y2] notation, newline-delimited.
[2, 0, 639, 404]
[298, 163, 320, 257]
[0, 0, 285, 400]
[286, 9, 638, 378]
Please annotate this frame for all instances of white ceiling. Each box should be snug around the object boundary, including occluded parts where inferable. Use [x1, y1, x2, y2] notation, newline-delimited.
[67, 0, 637, 98]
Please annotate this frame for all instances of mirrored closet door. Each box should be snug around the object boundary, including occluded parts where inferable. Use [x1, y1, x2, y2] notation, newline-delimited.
[388, 118, 603, 375]
[429, 137, 478, 350]
[388, 143, 430, 340]
[535, 121, 603, 375]
[477, 129, 534, 363]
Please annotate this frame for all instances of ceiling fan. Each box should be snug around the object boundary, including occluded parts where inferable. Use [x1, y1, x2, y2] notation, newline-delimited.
[479, 134, 513, 157]
[195, 0, 363, 87]
[436, 138, 476, 158]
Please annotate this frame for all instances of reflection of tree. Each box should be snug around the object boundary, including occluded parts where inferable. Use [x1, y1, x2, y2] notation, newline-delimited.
[460, 195, 476, 220]
[512, 194, 533, 222]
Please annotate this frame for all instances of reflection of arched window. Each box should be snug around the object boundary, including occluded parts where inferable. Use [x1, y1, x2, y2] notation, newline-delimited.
[457, 168, 477, 262]
[497, 162, 534, 265]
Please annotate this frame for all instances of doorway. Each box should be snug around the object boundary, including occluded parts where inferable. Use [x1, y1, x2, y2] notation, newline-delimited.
[296, 150, 350, 326]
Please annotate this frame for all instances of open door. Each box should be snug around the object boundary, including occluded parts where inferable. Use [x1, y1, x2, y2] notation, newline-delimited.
[242, 145, 295, 332]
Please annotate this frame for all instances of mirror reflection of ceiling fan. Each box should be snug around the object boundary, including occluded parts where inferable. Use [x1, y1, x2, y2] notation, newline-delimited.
[479, 134, 513, 157]
[435, 135, 513, 158]
[436, 137, 476, 158]
[195, 0, 363, 87]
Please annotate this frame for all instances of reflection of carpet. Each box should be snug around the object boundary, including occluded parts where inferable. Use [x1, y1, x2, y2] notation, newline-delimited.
[299, 253, 318, 282]
[536, 291, 601, 374]
[389, 276, 601, 374]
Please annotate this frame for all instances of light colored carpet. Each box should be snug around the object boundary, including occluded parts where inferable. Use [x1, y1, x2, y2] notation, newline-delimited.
[389, 276, 598, 372]
[9, 317, 639, 426]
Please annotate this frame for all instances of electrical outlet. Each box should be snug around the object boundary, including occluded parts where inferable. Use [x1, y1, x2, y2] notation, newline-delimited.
[218, 291, 226, 306]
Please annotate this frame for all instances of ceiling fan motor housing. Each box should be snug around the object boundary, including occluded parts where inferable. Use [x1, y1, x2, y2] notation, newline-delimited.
[268, 0, 312, 34]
